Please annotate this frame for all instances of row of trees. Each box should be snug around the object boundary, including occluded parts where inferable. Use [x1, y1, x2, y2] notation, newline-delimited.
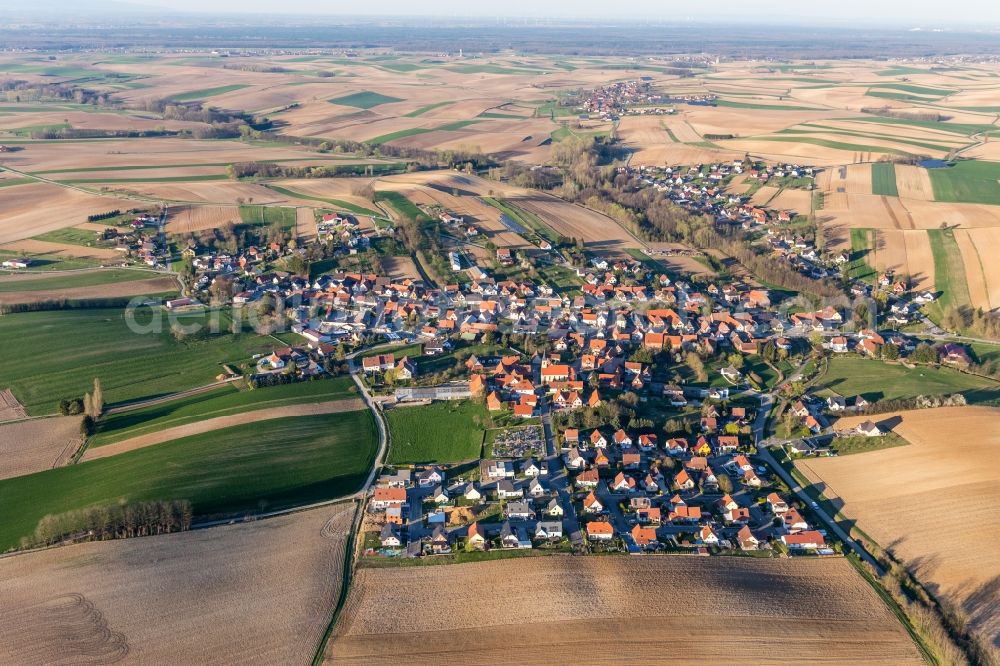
[24, 500, 193, 548]
[227, 161, 404, 180]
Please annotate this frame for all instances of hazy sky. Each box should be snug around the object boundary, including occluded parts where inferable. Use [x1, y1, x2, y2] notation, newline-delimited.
[123, 0, 999, 26]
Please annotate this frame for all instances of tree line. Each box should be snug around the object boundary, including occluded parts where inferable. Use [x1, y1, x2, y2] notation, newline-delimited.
[23, 500, 193, 549]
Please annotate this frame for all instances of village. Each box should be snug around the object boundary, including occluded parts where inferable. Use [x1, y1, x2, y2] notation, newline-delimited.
[152, 144, 983, 565]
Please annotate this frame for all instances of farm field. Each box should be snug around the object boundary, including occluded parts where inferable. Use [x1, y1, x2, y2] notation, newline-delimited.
[0, 410, 377, 551]
[83, 398, 366, 461]
[0, 274, 178, 305]
[385, 400, 487, 464]
[0, 504, 352, 665]
[0, 268, 170, 292]
[871, 162, 899, 196]
[0, 237, 121, 260]
[928, 160, 1000, 205]
[166, 204, 241, 233]
[797, 407, 1000, 652]
[0, 416, 82, 480]
[927, 228, 972, 310]
[960, 227, 1000, 309]
[815, 356, 999, 404]
[0, 182, 136, 244]
[510, 194, 643, 253]
[327, 556, 923, 664]
[90, 376, 358, 446]
[0, 308, 278, 415]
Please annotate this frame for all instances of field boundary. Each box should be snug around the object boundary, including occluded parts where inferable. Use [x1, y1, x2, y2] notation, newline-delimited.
[81, 398, 366, 461]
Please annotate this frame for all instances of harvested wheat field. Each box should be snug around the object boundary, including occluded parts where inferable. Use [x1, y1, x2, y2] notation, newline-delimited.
[379, 172, 526, 198]
[954, 229, 993, 311]
[0, 389, 27, 422]
[964, 227, 1000, 309]
[0, 504, 353, 665]
[870, 229, 935, 292]
[328, 556, 921, 665]
[166, 205, 240, 233]
[0, 183, 135, 244]
[1, 138, 318, 173]
[511, 195, 643, 253]
[0, 275, 178, 306]
[749, 185, 780, 207]
[894, 164, 935, 200]
[768, 187, 813, 214]
[897, 198, 1000, 229]
[99, 181, 292, 206]
[798, 407, 1000, 650]
[81, 398, 365, 461]
[901, 230, 936, 292]
[381, 256, 422, 281]
[296, 207, 317, 239]
[0, 416, 83, 480]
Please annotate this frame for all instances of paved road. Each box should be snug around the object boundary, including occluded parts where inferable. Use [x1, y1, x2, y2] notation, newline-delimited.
[539, 405, 583, 545]
[347, 361, 389, 498]
[747, 384, 883, 572]
[755, 442, 882, 572]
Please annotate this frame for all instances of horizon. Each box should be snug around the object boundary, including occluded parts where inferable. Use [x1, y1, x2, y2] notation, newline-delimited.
[7, 0, 1000, 30]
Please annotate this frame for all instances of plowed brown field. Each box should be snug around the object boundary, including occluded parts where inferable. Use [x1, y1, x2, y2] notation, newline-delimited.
[0, 504, 353, 665]
[328, 556, 922, 665]
[798, 407, 1000, 652]
[0, 416, 82, 480]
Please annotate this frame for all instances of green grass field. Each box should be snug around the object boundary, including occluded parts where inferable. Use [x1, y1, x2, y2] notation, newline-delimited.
[845, 116, 997, 137]
[786, 126, 956, 154]
[57, 174, 228, 184]
[481, 197, 561, 244]
[89, 376, 358, 447]
[263, 184, 379, 216]
[714, 100, 823, 111]
[374, 190, 422, 222]
[368, 120, 480, 145]
[238, 205, 296, 230]
[0, 308, 277, 415]
[403, 101, 453, 117]
[0, 269, 169, 293]
[368, 126, 434, 145]
[871, 162, 899, 196]
[751, 135, 909, 155]
[170, 85, 249, 102]
[0, 177, 31, 188]
[0, 249, 103, 271]
[817, 356, 996, 403]
[866, 90, 943, 103]
[875, 66, 930, 76]
[386, 400, 486, 464]
[926, 228, 972, 310]
[829, 432, 909, 456]
[446, 63, 539, 75]
[32, 226, 105, 247]
[845, 228, 876, 282]
[329, 91, 403, 109]
[0, 411, 377, 551]
[870, 83, 954, 97]
[928, 160, 1000, 205]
